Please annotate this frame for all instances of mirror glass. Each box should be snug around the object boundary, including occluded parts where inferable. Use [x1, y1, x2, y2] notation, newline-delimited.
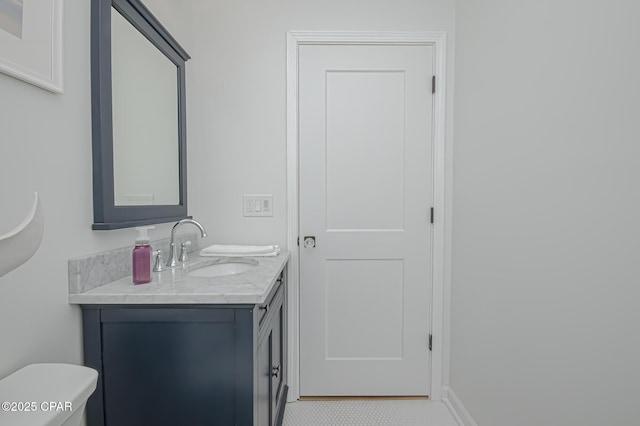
[91, 0, 190, 230]
[111, 8, 179, 206]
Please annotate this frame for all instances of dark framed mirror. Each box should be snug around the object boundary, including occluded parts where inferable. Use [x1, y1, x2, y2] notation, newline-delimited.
[91, 0, 191, 230]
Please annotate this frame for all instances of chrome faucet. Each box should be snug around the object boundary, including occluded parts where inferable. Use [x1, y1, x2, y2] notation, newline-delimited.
[166, 219, 207, 267]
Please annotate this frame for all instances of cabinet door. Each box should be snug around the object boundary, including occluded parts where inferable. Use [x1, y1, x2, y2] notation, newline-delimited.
[100, 308, 237, 425]
[271, 300, 284, 424]
[270, 272, 290, 426]
[257, 329, 272, 426]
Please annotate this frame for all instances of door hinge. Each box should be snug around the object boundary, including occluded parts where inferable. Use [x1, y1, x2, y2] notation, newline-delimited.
[297, 236, 300, 247]
[429, 334, 433, 351]
[432, 75, 436, 94]
[430, 207, 434, 224]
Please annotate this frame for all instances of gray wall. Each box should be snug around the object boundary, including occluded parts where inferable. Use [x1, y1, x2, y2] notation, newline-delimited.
[451, 0, 640, 424]
[0, 0, 192, 385]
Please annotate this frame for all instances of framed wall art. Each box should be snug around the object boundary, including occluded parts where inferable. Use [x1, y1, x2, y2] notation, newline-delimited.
[0, 0, 63, 93]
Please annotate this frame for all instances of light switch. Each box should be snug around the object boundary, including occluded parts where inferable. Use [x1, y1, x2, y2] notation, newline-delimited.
[243, 195, 273, 217]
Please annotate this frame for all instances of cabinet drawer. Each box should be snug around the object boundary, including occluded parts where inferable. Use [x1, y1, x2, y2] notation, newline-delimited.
[101, 307, 235, 323]
[258, 272, 284, 326]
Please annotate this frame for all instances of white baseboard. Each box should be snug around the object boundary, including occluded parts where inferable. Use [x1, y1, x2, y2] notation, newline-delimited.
[442, 386, 477, 426]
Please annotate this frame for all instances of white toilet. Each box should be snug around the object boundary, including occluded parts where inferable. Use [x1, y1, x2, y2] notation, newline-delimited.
[0, 363, 98, 426]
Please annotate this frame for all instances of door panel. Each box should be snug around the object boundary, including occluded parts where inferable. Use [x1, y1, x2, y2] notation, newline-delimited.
[325, 71, 406, 231]
[299, 44, 434, 396]
[325, 259, 404, 360]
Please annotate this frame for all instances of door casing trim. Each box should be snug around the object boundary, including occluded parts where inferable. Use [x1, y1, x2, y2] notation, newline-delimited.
[286, 31, 448, 401]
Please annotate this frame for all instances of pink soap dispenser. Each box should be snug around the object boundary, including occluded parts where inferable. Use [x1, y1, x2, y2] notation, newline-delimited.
[132, 226, 154, 284]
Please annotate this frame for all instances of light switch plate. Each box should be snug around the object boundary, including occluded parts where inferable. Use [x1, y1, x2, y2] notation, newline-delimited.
[243, 195, 273, 217]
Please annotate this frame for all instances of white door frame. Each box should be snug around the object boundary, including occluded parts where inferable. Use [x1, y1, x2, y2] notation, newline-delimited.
[286, 31, 448, 401]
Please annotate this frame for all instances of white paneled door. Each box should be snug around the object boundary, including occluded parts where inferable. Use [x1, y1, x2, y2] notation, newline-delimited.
[299, 44, 434, 396]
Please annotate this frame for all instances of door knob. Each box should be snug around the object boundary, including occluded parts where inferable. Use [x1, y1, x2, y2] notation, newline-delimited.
[303, 236, 316, 249]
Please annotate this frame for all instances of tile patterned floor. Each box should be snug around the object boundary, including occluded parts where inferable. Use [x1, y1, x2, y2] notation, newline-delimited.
[282, 400, 459, 426]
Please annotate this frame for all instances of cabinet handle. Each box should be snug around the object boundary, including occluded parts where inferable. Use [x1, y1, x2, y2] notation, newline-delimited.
[272, 365, 280, 378]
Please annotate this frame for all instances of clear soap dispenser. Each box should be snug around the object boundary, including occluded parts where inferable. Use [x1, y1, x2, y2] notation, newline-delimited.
[132, 226, 154, 284]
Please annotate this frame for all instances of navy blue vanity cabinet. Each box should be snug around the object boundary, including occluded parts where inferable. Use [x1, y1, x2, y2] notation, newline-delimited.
[81, 271, 287, 426]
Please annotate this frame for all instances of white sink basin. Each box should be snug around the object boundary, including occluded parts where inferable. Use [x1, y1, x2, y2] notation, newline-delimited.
[188, 259, 258, 278]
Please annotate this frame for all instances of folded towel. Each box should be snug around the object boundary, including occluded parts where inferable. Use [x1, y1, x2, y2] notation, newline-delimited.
[200, 244, 281, 257]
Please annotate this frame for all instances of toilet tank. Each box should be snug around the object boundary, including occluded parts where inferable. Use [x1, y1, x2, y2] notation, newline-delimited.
[0, 363, 98, 426]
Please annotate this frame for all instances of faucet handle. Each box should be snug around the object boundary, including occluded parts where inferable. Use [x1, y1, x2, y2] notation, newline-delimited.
[153, 250, 165, 272]
[179, 241, 192, 263]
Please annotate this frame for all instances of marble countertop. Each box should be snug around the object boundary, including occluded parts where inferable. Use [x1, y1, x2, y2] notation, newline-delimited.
[68, 252, 289, 305]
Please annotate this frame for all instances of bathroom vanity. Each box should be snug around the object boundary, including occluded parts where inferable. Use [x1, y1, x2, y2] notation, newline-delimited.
[70, 253, 289, 426]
